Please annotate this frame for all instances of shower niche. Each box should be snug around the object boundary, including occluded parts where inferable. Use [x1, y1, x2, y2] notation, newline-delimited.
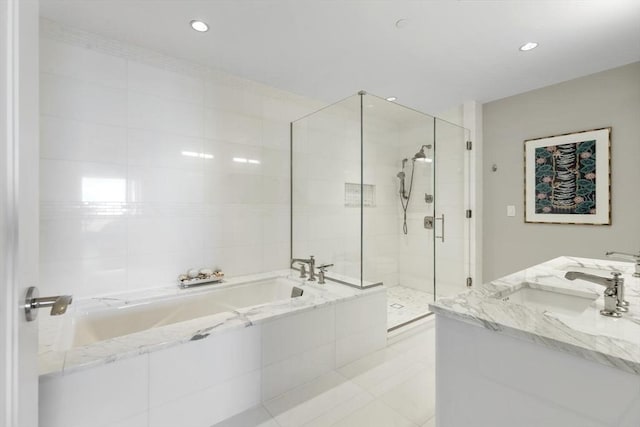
[291, 92, 471, 330]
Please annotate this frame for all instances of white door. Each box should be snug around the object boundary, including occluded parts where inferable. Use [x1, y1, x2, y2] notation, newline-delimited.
[1, 0, 40, 426]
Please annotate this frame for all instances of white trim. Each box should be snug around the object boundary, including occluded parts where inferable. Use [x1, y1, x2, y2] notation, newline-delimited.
[1, 0, 19, 425]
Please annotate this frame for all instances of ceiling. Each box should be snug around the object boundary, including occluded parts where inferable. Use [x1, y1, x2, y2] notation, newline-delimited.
[39, 0, 640, 114]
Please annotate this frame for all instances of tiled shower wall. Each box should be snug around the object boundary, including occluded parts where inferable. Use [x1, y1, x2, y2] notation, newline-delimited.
[39, 19, 322, 298]
[291, 99, 401, 285]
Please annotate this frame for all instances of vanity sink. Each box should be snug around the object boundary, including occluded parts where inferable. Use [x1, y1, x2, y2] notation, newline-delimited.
[495, 284, 598, 316]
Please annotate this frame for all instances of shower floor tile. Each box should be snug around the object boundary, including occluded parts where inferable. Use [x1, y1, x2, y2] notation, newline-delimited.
[386, 286, 434, 331]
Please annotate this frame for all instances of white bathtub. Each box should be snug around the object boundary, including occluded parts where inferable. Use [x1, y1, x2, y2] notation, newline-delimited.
[65, 277, 302, 349]
[39, 271, 387, 427]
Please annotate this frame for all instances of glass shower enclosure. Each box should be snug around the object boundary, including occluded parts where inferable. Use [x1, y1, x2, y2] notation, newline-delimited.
[291, 92, 470, 331]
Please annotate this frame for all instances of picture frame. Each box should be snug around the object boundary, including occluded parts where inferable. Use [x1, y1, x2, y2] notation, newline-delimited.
[524, 127, 611, 225]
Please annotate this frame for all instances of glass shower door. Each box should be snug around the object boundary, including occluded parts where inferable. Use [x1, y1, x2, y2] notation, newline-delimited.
[434, 118, 471, 298]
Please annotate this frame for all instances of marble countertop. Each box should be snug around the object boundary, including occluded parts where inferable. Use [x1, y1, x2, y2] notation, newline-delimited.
[429, 256, 640, 375]
[39, 269, 383, 378]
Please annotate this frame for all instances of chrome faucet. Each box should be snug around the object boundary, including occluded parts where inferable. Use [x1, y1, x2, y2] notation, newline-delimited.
[292, 255, 316, 281]
[606, 251, 640, 278]
[317, 264, 334, 284]
[564, 271, 626, 317]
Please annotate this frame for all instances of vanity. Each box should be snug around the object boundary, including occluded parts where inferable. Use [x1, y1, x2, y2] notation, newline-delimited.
[430, 256, 640, 427]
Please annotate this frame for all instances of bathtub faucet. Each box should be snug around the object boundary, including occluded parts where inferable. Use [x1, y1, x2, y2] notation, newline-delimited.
[291, 255, 316, 281]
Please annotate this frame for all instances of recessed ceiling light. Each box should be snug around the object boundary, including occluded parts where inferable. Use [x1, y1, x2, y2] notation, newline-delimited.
[395, 19, 408, 29]
[519, 42, 538, 52]
[190, 20, 209, 32]
[386, 97, 397, 102]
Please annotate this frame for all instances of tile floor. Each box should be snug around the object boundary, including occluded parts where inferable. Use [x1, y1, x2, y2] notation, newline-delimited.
[386, 286, 434, 330]
[213, 319, 436, 427]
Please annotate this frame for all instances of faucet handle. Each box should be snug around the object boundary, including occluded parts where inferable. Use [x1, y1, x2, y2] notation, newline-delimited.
[610, 272, 629, 310]
[601, 287, 622, 318]
[318, 263, 334, 272]
[606, 251, 640, 263]
[607, 251, 640, 278]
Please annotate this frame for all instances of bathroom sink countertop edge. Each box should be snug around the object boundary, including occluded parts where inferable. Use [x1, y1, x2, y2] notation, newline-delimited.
[429, 256, 640, 375]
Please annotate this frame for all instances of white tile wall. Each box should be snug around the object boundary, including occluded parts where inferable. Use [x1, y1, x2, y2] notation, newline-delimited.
[261, 304, 337, 400]
[291, 100, 402, 284]
[335, 292, 387, 366]
[148, 326, 261, 407]
[39, 24, 322, 298]
[39, 355, 149, 427]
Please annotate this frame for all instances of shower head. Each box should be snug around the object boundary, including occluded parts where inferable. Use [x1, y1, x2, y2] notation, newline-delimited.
[401, 158, 408, 169]
[412, 145, 433, 162]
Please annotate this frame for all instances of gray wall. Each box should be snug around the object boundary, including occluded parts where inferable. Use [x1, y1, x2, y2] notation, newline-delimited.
[483, 62, 640, 281]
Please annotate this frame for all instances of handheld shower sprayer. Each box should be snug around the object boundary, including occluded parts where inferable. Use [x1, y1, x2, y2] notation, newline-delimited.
[397, 159, 409, 199]
[397, 144, 432, 234]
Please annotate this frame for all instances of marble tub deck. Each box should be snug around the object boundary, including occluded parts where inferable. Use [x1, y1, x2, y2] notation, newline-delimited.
[39, 270, 385, 378]
[429, 256, 640, 375]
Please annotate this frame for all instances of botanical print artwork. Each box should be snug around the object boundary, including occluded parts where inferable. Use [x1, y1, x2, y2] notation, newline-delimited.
[534, 140, 596, 215]
[525, 127, 610, 225]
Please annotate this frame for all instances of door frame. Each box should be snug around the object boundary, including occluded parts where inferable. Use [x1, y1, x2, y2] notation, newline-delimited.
[1, 0, 40, 426]
[1, 0, 22, 423]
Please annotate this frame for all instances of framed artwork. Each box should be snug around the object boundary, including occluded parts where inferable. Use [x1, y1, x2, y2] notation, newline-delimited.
[524, 127, 611, 225]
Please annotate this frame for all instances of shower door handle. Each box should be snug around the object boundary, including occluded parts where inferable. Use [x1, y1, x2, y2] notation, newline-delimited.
[435, 214, 445, 242]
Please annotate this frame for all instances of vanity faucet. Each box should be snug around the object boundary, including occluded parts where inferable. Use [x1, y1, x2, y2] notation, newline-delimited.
[606, 251, 640, 278]
[291, 255, 316, 281]
[564, 271, 626, 317]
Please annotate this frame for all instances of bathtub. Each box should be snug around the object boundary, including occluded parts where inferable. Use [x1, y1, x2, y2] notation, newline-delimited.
[64, 276, 303, 349]
[39, 270, 387, 427]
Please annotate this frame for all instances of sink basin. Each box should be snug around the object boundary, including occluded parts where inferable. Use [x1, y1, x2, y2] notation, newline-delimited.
[495, 284, 598, 316]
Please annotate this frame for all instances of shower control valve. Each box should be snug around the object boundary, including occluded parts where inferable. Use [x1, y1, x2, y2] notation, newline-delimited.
[424, 216, 434, 230]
